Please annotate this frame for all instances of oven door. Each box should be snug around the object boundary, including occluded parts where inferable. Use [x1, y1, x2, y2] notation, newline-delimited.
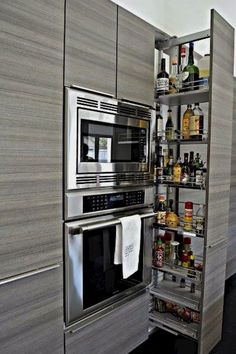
[64, 209, 154, 326]
[65, 88, 150, 190]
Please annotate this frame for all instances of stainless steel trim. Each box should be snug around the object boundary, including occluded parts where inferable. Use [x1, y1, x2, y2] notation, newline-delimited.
[156, 29, 210, 50]
[65, 185, 154, 220]
[0, 263, 61, 286]
[69, 212, 155, 235]
[119, 98, 153, 109]
[149, 320, 179, 336]
[66, 288, 147, 334]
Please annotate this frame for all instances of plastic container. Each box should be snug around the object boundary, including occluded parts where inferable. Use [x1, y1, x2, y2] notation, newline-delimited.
[198, 54, 210, 86]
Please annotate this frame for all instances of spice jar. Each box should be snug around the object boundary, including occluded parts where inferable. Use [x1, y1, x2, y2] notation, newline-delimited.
[184, 201, 193, 231]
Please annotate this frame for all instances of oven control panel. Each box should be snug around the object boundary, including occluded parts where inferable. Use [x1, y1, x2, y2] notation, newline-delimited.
[83, 190, 145, 213]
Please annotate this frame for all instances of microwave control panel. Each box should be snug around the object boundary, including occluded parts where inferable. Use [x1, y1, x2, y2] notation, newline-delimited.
[83, 190, 145, 213]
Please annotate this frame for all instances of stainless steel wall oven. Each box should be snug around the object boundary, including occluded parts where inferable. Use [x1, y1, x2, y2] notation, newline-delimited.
[65, 88, 154, 190]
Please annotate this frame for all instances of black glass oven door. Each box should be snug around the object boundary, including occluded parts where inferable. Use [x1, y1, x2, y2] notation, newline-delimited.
[83, 225, 143, 310]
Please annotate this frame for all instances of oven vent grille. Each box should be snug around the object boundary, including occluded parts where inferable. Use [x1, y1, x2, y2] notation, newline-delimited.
[100, 102, 118, 113]
[76, 173, 151, 187]
[137, 109, 152, 119]
[118, 106, 137, 117]
[77, 97, 98, 108]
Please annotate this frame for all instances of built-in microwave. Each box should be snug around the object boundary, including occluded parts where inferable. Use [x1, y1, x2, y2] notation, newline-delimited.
[64, 208, 154, 327]
[65, 88, 154, 190]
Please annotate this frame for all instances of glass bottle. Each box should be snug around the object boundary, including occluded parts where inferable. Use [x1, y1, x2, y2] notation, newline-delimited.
[170, 241, 180, 267]
[165, 109, 174, 141]
[182, 104, 193, 140]
[165, 148, 174, 181]
[196, 204, 205, 235]
[154, 238, 164, 268]
[156, 58, 169, 96]
[181, 153, 190, 184]
[189, 151, 195, 184]
[182, 42, 199, 91]
[195, 153, 203, 186]
[169, 56, 178, 94]
[156, 104, 163, 139]
[190, 103, 204, 140]
[173, 157, 182, 183]
[156, 195, 166, 225]
[184, 202, 193, 231]
[154, 146, 164, 183]
[176, 47, 187, 91]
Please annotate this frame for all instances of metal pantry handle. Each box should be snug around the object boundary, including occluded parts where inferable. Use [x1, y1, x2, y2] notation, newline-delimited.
[69, 212, 155, 235]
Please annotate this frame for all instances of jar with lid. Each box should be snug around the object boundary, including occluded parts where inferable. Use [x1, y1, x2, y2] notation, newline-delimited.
[184, 201, 193, 231]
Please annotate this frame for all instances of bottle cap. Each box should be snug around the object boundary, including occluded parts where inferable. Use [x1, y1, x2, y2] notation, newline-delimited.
[164, 232, 172, 241]
[180, 47, 186, 56]
[185, 201, 193, 209]
[171, 56, 178, 65]
[184, 237, 191, 244]
[171, 241, 180, 246]
[157, 238, 162, 246]
[187, 104, 192, 108]
[159, 195, 166, 202]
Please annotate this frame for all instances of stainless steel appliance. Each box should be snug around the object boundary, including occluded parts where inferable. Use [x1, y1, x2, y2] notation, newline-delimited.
[65, 185, 153, 220]
[65, 87, 154, 190]
[64, 207, 154, 326]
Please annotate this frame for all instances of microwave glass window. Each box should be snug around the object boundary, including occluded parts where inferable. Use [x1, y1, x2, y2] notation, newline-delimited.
[80, 119, 147, 164]
[83, 226, 143, 309]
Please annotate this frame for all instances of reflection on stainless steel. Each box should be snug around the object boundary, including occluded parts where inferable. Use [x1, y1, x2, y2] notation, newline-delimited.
[64, 208, 154, 326]
[65, 87, 154, 190]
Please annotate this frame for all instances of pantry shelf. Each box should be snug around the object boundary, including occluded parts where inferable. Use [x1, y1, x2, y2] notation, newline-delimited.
[152, 263, 202, 283]
[156, 87, 209, 106]
[153, 223, 204, 238]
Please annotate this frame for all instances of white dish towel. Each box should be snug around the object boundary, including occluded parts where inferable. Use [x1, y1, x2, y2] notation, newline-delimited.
[114, 214, 141, 279]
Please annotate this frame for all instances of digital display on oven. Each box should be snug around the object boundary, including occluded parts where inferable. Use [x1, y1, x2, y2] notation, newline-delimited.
[109, 194, 124, 202]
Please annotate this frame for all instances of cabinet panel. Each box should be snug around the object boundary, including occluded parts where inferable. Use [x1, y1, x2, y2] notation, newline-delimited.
[0, 0, 64, 278]
[226, 78, 236, 279]
[65, 0, 117, 96]
[65, 292, 149, 354]
[117, 7, 155, 107]
[199, 240, 227, 354]
[206, 10, 234, 247]
[0, 265, 64, 354]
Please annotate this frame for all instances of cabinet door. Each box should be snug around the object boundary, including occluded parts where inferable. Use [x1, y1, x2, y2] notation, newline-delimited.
[117, 7, 155, 107]
[0, 265, 64, 354]
[65, 0, 117, 96]
[0, 0, 64, 279]
[65, 292, 149, 354]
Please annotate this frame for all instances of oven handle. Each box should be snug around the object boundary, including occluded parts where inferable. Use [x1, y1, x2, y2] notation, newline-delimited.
[69, 212, 155, 235]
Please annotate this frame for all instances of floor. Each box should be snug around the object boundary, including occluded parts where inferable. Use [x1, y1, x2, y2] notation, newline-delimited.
[130, 274, 236, 354]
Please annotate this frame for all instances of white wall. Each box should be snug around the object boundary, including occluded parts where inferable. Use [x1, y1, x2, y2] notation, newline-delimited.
[112, 0, 236, 75]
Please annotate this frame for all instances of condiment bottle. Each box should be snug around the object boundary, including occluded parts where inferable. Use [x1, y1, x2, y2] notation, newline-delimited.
[196, 204, 205, 235]
[164, 232, 172, 262]
[156, 195, 166, 225]
[170, 241, 180, 267]
[173, 157, 182, 183]
[184, 201, 193, 231]
[154, 239, 164, 268]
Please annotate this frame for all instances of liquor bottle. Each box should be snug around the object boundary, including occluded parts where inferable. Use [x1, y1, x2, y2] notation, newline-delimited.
[156, 58, 169, 96]
[176, 47, 187, 91]
[181, 153, 190, 184]
[195, 153, 203, 186]
[165, 109, 174, 141]
[190, 103, 204, 140]
[156, 195, 166, 225]
[173, 157, 182, 183]
[182, 104, 193, 140]
[165, 148, 174, 181]
[182, 42, 199, 91]
[196, 204, 205, 235]
[189, 151, 195, 183]
[154, 146, 164, 183]
[156, 104, 163, 139]
[169, 56, 178, 94]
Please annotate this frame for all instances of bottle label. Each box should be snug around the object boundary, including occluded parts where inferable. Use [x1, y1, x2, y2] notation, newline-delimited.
[182, 72, 189, 81]
[189, 115, 200, 136]
[165, 128, 174, 140]
[156, 249, 164, 267]
[156, 78, 169, 92]
[182, 118, 190, 139]
[157, 211, 166, 225]
[195, 170, 203, 185]
[157, 118, 163, 137]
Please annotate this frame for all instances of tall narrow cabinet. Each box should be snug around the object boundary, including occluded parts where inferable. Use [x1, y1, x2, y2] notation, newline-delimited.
[150, 10, 234, 354]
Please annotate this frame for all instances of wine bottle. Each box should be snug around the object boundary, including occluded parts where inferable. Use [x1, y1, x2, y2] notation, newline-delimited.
[182, 42, 199, 91]
[165, 109, 174, 141]
[156, 58, 169, 96]
[190, 103, 204, 140]
[156, 104, 163, 139]
[169, 57, 178, 94]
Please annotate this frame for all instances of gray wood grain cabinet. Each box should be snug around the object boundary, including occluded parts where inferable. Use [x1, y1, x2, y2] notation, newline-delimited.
[65, 292, 149, 354]
[0, 0, 64, 279]
[65, 0, 117, 96]
[117, 6, 155, 107]
[0, 265, 64, 354]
